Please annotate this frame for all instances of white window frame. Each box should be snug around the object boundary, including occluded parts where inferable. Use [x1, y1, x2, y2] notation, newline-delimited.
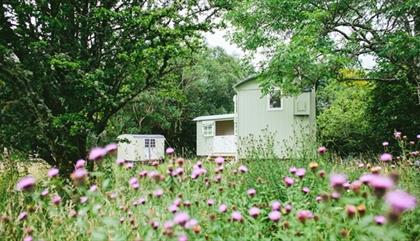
[202, 121, 215, 137]
[267, 88, 283, 111]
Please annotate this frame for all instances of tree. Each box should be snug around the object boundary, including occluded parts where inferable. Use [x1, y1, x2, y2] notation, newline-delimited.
[226, 0, 420, 150]
[102, 47, 252, 153]
[0, 1, 228, 172]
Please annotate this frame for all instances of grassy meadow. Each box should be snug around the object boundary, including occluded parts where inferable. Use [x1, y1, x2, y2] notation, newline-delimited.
[1, 136, 419, 241]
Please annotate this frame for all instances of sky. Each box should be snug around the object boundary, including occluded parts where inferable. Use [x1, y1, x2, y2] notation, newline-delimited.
[204, 29, 377, 70]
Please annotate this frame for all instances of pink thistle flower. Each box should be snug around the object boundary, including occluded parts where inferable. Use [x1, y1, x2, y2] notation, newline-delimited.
[124, 162, 134, 169]
[168, 204, 178, 213]
[116, 159, 125, 165]
[315, 196, 322, 202]
[271, 201, 281, 211]
[139, 170, 148, 178]
[380, 153, 393, 162]
[178, 234, 188, 241]
[350, 180, 362, 193]
[268, 210, 281, 222]
[89, 185, 98, 192]
[214, 174, 222, 183]
[48, 167, 59, 178]
[23, 236, 33, 241]
[88, 147, 107, 161]
[284, 176, 294, 187]
[247, 188, 256, 197]
[297, 210, 313, 223]
[318, 146, 327, 154]
[331, 191, 341, 200]
[207, 199, 215, 206]
[382, 142, 389, 147]
[153, 189, 164, 198]
[359, 173, 375, 184]
[394, 131, 401, 139]
[302, 187, 310, 194]
[41, 188, 49, 197]
[80, 196, 88, 204]
[385, 190, 416, 214]
[75, 159, 85, 169]
[329, 173, 347, 191]
[285, 204, 293, 214]
[289, 166, 297, 174]
[166, 147, 175, 154]
[238, 165, 248, 173]
[295, 168, 306, 178]
[150, 220, 159, 229]
[18, 212, 28, 221]
[215, 156, 224, 165]
[51, 194, 61, 206]
[369, 175, 394, 197]
[71, 168, 88, 185]
[184, 219, 198, 229]
[16, 176, 36, 191]
[105, 143, 117, 154]
[164, 220, 175, 229]
[374, 215, 386, 225]
[231, 211, 242, 222]
[174, 212, 190, 226]
[346, 205, 357, 218]
[248, 207, 261, 218]
[219, 204, 228, 213]
[129, 177, 139, 189]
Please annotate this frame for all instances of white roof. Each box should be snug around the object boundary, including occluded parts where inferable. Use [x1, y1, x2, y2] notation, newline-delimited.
[193, 113, 235, 121]
[117, 134, 165, 139]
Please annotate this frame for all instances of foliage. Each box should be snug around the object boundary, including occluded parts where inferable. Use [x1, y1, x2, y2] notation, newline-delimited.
[1, 135, 419, 241]
[317, 80, 373, 155]
[0, 1, 227, 172]
[101, 47, 252, 152]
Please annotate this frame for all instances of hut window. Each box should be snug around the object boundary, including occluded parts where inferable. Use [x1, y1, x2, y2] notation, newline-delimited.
[202, 122, 214, 137]
[267, 88, 282, 110]
[145, 138, 156, 148]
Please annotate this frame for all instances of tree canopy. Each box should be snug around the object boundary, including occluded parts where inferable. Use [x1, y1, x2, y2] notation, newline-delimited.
[0, 1, 229, 172]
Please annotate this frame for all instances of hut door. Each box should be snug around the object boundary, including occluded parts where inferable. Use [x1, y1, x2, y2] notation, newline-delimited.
[144, 138, 157, 161]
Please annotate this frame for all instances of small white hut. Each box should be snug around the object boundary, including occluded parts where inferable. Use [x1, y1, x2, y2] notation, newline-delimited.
[117, 134, 165, 161]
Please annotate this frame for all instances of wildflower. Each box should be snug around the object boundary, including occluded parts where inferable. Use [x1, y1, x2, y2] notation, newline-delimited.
[315, 196, 322, 202]
[302, 187, 310, 194]
[297, 210, 314, 223]
[48, 168, 59, 178]
[166, 147, 175, 155]
[124, 162, 134, 169]
[23, 236, 33, 241]
[330, 173, 347, 191]
[231, 211, 242, 222]
[176, 158, 185, 166]
[295, 168, 306, 178]
[153, 189, 164, 198]
[374, 215, 386, 225]
[271, 201, 281, 211]
[369, 175, 394, 197]
[318, 170, 326, 178]
[150, 220, 159, 229]
[164, 220, 174, 230]
[370, 166, 382, 174]
[105, 143, 117, 154]
[178, 234, 188, 241]
[215, 156, 224, 166]
[269, 211, 281, 222]
[89, 185, 98, 192]
[309, 162, 319, 171]
[284, 177, 294, 187]
[41, 188, 49, 197]
[382, 142, 389, 147]
[358, 163, 365, 168]
[183, 201, 192, 207]
[16, 176, 36, 192]
[247, 188, 256, 197]
[71, 168, 88, 185]
[284, 204, 293, 214]
[357, 204, 366, 216]
[207, 199, 215, 206]
[173, 198, 182, 207]
[116, 159, 125, 165]
[51, 195, 61, 206]
[385, 190, 416, 214]
[69, 209, 77, 218]
[18, 212, 28, 221]
[129, 177, 139, 190]
[318, 146, 327, 154]
[394, 131, 401, 139]
[185, 219, 198, 229]
[359, 173, 375, 184]
[80, 196, 88, 204]
[168, 204, 178, 213]
[331, 192, 341, 200]
[248, 207, 261, 218]
[346, 205, 357, 218]
[289, 166, 297, 174]
[88, 147, 107, 161]
[350, 180, 362, 193]
[380, 153, 392, 162]
[219, 204, 227, 213]
[417, 134, 420, 139]
[214, 174, 222, 183]
[238, 165, 248, 173]
[174, 212, 190, 226]
[75, 159, 85, 169]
